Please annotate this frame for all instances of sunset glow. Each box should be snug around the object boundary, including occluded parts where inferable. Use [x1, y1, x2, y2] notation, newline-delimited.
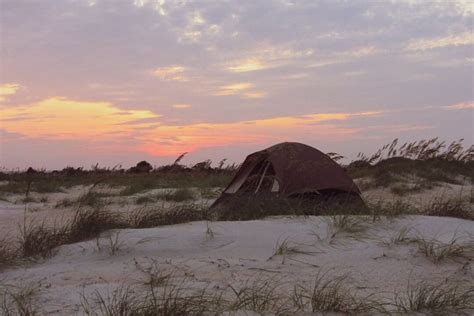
[0, 0, 472, 169]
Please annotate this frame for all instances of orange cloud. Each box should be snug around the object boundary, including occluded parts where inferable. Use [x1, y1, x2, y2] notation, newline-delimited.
[172, 104, 192, 109]
[243, 91, 266, 99]
[0, 96, 383, 157]
[0, 83, 20, 102]
[443, 101, 474, 110]
[152, 65, 188, 81]
[224, 44, 313, 73]
[227, 58, 269, 73]
[214, 82, 253, 96]
[1, 97, 159, 139]
[135, 111, 382, 156]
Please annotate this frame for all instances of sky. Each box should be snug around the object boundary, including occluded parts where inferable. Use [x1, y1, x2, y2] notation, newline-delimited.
[0, 0, 473, 170]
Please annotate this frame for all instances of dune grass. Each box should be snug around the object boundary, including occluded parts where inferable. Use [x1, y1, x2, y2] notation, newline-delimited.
[423, 195, 473, 220]
[155, 188, 196, 202]
[381, 226, 415, 247]
[2, 276, 472, 315]
[416, 237, 471, 263]
[128, 204, 206, 229]
[395, 280, 474, 312]
[229, 277, 289, 314]
[312, 215, 371, 245]
[0, 237, 18, 270]
[9, 202, 208, 261]
[293, 272, 386, 313]
[80, 279, 224, 316]
[269, 237, 312, 260]
[80, 273, 474, 314]
[0, 283, 40, 316]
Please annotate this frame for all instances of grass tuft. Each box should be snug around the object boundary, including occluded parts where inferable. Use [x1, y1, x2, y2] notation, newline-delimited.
[135, 195, 155, 205]
[416, 237, 471, 263]
[128, 204, 206, 228]
[316, 215, 370, 245]
[229, 277, 288, 314]
[0, 284, 40, 315]
[81, 280, 224, 315]
[18, 221, 66, 258]
[0, 237, 18, 271]
[66, 207, 123, 244]
[293, 271, 385, 313]
[424, 196, 473, 220]
[395, 280, 474, 312]
[156, 188, 196, 202]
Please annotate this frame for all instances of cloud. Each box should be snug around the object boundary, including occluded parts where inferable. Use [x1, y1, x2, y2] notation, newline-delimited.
[0, 97, 159, 139]
[214, 83, 253, 96]
[213, 82, 265, 99]
[242, 91, 266, 99]
[152, 66, 188, 81]
[176, 10, 220, 43]
[172, 104, 192, 109]
[225, 45, 313, 73]
[443, 101, 474, 110]
[308, 45, 381, 68]
[136, 110, 383, 156]
[1, 95, 383, 157]
[132, 0, 167, 16]
[226, 58, 269, 73]
[0, 83, 20, 102]
[406, 32, 474, 51]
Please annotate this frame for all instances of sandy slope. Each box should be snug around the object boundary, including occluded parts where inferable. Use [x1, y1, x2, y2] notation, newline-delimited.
[1, 215, 473, 314]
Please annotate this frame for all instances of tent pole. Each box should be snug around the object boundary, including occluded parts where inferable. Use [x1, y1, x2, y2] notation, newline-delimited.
[255, 162, 270, 193]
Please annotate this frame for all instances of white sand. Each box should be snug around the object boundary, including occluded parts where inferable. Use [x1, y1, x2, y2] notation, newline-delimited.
[1, 215, 473, 314]
[1, 181, 473, 314]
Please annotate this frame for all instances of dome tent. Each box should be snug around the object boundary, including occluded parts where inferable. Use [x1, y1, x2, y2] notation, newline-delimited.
[211, 142, 366, 219]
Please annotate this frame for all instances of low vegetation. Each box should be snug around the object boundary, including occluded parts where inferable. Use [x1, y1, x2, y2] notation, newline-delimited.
[0, 138, 472, 315]
[347, 138, 473, 197]
[155, 188, 196, 202]
[0, 237, 18, 270]
[324, 215, 370, 241]
[80, 280, 224, 316]
[395, 280, 474, 312]
[0, 284, 39, 316]
[3, 275, 473, 315]
[269, 238, 310, 260]
[416, 237, 471, 263]
[229, 277, 288, 313]
[293, 272, 385, 313]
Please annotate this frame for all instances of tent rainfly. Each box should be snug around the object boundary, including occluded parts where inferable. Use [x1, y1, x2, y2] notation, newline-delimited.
[211, 142, 364, 210]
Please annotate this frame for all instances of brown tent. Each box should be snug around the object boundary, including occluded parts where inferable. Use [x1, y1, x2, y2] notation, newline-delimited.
[211, 142, 364, 215]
